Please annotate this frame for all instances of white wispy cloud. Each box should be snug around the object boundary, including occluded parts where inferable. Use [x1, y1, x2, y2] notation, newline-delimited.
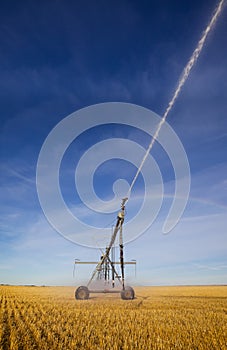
[194, 263, 227, 271]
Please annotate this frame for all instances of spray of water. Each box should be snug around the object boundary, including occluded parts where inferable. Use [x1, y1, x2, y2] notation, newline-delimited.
[128, 0, 225, 194]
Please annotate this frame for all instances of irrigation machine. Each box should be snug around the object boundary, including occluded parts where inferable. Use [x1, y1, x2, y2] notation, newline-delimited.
[74, 198, 136, 300]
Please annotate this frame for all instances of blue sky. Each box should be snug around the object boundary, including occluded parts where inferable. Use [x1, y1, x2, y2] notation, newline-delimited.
[0, 0, 227, 286]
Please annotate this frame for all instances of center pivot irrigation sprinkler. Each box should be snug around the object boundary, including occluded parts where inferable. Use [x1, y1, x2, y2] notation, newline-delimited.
[75, 198, 136, 300]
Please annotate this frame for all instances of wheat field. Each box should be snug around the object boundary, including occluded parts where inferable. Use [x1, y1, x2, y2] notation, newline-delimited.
[0, 285, 226, 349]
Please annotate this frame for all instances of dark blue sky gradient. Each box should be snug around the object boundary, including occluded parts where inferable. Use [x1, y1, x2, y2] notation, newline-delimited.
[0, 0, 226, 285]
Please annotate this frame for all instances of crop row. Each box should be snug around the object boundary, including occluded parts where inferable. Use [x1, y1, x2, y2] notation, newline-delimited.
[0, 286, 226, 349]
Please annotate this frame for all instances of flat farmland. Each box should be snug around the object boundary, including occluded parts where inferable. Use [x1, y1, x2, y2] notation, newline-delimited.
[0, 285, 226, 349]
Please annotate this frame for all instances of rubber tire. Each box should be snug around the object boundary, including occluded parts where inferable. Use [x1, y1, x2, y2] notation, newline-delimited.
[75, 286, 89, 300]
[121, 286, 135, 300]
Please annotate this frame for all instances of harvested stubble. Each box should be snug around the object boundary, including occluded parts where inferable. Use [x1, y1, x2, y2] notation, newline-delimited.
[0, 285, 226, 349]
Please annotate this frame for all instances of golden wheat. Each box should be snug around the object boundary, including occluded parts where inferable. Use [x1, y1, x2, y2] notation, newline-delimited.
[0, 285, 226, 349]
